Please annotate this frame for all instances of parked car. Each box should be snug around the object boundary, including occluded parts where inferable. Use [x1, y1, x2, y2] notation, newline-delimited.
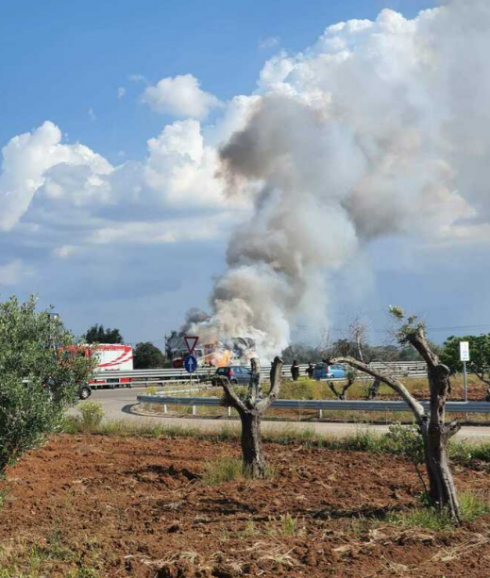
[313, 363, 346, 380]
[212, 365, 252, 385]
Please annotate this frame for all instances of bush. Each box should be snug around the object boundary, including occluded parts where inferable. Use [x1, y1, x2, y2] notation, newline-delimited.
[0, 295, 93, 473]
[78, 402, 105, 432]
[383, 424, 425, 464]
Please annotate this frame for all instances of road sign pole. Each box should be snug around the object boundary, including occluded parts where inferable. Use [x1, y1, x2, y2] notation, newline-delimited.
[463, 361, 468, 403]
[459, 341, 470, 403]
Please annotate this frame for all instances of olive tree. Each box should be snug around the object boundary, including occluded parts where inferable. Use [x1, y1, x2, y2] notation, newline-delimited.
[328, 307, 461, 522]
[0, 295, 93, 473]
[219, 356, 283, 478]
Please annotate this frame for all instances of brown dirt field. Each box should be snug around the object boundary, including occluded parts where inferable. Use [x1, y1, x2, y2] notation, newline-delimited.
[2, 435, 490, 577]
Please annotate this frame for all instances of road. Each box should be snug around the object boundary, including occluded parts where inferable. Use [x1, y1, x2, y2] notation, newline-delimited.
[87, 388, 490, 442]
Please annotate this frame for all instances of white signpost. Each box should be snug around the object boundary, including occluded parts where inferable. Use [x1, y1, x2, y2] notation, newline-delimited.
[460, 341, 470, 402]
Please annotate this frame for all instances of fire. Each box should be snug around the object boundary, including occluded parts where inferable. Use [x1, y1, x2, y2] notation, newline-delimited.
[202, 344, 233, 367]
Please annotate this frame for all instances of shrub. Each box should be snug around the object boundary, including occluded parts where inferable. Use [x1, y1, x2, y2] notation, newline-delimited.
[78, 402, 105, 432]
[0, 295, 93, 473]
[383, 424, 425, 464]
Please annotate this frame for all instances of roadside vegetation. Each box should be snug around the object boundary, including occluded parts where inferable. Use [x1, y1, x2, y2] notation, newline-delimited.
[0, 295, 93, 476]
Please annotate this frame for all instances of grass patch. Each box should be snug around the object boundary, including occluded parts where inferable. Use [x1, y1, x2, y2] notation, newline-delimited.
[267, 513, 304, 537]
[61, 417, 490, 468]
[0, 535, 102, 578]
[202, 457, 244, 485]
[386, 506, 454, 531]
[386, 490, 490, 530]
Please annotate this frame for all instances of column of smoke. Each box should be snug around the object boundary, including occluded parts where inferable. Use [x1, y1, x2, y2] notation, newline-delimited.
[188, 0, 490, 360]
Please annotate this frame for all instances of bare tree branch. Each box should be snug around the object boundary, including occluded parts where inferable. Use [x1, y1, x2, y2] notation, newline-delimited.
[257, 356, 283, 413]
[327, 355, 426, 423]
[218, 376, 248, 413]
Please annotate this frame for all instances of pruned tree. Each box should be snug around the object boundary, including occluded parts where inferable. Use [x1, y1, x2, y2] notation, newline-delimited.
[327, 306, 461, 522]
[219, 356, 283, 478]
[441, 334, 490, 400]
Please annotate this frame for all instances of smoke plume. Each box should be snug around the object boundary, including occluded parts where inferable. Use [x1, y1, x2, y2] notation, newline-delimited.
[190, 0, 490, 359]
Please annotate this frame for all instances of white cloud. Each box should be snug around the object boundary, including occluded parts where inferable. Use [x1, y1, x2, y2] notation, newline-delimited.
[142, 74, 222, 119]
[0, 122, 113, 231]
[88, 108, 96, 122]
[117, 87, 126, 99]
[0, 260, 31, 285]
[143, 119, 226, 207]
[259, 36, 280, 50]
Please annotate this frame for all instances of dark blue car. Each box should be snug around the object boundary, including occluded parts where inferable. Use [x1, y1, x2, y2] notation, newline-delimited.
[313, 363, 346, 380]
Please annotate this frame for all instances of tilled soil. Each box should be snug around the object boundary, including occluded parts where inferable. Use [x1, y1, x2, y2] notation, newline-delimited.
[1, 435, 490, 577]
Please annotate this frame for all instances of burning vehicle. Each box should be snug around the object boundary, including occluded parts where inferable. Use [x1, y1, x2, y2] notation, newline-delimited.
[165, 332, 255, 368]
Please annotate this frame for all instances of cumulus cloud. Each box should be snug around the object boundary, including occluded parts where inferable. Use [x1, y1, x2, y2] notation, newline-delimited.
[186, 1, 490, 356]
[1, 0, 490, 353]
[142, 74, 222, 119]
[0, 122, 113, 232]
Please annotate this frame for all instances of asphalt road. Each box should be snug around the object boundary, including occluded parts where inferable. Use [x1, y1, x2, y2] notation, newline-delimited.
[85, 388, 490, 442]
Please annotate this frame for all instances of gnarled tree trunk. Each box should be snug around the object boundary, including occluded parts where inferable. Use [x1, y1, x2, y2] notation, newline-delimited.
[418, 353, 460, 517]
[239, 410, 266, 477]
[220, 356, 283, 479]
[329, 325, 462, 522]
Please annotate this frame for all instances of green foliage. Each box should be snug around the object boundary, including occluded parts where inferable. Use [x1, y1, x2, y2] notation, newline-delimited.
[78, 402, 105, 432]
[441, 334, 490, 384]
[202, 457, 244, 485]
[459, 491, 490, 521]
[386, 505, 454, 531]
[84, 324, 123, 344]
[0, 295, 93, 473]
[134, 342, 166, 369]
[387, 491, 490, 529]
[268, 513, 302, 537]
[383, 424, 425, 464]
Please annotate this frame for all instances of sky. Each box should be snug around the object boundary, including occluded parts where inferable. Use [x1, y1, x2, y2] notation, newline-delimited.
[2, 0, 490, 349]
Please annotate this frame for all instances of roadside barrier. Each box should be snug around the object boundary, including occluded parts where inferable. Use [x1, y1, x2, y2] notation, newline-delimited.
[136, 395, 490, 419]
[91, 361, 427, 389]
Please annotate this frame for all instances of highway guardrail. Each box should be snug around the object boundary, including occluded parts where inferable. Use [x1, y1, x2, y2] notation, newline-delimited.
[91, 361, 427, 389]
[137, 395, 490, 418]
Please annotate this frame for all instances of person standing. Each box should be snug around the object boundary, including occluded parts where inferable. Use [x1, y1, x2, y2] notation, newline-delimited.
[291, 359, 300, 381]
[306, 362, 314, 380]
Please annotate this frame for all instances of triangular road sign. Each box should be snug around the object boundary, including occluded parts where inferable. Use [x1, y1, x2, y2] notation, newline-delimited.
[184, 335, 199, 354]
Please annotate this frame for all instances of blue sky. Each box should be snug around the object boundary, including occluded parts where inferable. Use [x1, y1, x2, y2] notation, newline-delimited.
[0, 0, 433, 160]
[2, 0, 490, 350]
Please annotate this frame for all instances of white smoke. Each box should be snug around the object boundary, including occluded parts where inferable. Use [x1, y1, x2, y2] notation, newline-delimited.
[190, 1, 490, 359]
